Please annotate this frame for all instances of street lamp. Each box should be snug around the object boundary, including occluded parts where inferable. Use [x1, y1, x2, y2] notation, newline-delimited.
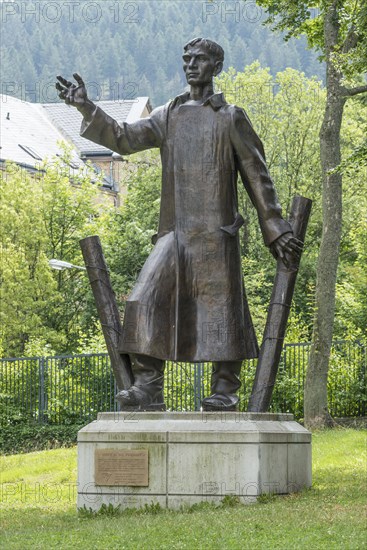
[49, 259, 86, 271]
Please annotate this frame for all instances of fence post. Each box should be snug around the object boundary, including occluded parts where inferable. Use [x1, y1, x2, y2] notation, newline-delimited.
[194, 363, 204, 411]
[38, 356, 46, 424]
[283, 346, 287, 412]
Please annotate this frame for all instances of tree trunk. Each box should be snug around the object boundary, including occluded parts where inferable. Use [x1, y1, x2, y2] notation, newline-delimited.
[304, 5, 346, 429]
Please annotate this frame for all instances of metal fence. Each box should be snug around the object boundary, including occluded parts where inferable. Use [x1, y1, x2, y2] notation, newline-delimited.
[0, 341, 365, 424]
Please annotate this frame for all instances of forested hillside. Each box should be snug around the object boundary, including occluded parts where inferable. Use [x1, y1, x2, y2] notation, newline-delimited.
[1, 0, 324, 106]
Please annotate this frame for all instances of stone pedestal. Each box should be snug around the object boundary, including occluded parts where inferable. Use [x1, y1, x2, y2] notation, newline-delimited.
[77, 411, 311, 510]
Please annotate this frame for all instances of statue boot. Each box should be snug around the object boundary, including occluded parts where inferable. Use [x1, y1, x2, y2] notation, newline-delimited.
[116, 354, 166, 411]
[201, 361, 242, 411]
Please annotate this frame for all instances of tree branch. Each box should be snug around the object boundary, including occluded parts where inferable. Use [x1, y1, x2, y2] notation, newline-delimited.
[342, 84, 367, 97]
[341, 26, 358, 53]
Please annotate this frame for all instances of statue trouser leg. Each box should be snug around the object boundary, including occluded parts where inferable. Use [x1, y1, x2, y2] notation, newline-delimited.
[116, 354, 166, 410]
[201, 361, 242, 411]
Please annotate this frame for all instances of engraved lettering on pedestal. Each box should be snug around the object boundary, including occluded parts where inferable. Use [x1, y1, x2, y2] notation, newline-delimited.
[95, 449, 149, 486]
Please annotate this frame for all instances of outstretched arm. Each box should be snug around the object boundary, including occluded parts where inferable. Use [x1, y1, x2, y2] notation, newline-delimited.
[56, 74, 165, 155]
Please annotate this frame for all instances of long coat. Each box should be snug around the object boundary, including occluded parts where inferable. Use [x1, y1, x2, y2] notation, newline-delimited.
[81, 92, 291, 362]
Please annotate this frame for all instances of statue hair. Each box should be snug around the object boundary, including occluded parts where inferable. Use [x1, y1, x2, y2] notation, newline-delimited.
[183, 38, 224, 63]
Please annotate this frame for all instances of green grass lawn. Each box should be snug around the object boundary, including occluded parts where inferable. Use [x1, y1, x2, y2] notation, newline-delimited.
[1, 429, 366, 549]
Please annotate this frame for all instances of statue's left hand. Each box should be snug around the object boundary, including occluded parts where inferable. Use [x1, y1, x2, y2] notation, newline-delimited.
[270, 232, 303, 268]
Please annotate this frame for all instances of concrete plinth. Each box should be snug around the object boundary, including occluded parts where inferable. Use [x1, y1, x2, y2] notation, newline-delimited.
[77, 411, 311, 510]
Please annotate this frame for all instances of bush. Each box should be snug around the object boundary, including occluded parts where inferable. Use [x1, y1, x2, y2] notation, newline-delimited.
[0, 423, 85, 455]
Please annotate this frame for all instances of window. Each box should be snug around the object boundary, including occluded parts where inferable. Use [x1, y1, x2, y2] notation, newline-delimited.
[18, 144, 42, 160]
[55, 153, 79, 169]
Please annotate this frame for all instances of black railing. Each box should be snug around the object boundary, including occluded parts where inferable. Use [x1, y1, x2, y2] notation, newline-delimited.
[0, 341, 365, 424]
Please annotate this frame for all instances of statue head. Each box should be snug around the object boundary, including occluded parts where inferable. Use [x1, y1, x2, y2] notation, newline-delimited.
[182, 38, 224, 86]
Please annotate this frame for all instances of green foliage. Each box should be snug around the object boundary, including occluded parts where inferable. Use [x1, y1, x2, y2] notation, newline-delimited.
[214, 61, 366, 344]
[258, 0, 367, 74]
[337, 93, 367, 176]
[0, 422, 83, 455]
[74, 324, 107, 354]
[0, 394, 31, 427]
[334, 115, 367, 341]
[79, 501, 165, 519]
[327, 342, 367, 417]
[79, 503, 123, 518]
[255, 1, 367, 212]
[0, 150, 111, 356]
[79, 497, 244, 518]
[0, 354, 114, 426]
[257, 492, 277, 504]
[0, 163, 57, 355]
[220, 495, 242, 507]
[216, 64, 325, 339]
[39, 148, 108, 352]
[216, 63, 325, 208]
[103, 151, 161, 311]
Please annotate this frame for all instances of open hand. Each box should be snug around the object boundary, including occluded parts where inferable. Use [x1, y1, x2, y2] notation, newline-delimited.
[270, 232, 303, 268]
[56, 73, 87, 109]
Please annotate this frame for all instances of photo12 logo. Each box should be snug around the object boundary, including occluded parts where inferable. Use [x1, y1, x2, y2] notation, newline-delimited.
[2, 80, 139, 103]
[1, 482, 78, 503]
[1, 1, 140, 24]
[202, 1, 262, 23]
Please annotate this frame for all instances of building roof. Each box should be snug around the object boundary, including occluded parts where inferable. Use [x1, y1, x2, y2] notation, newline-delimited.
[1, 95, 151, 168]
[0, 94, 83, 170]
[41, 97, 151, 156]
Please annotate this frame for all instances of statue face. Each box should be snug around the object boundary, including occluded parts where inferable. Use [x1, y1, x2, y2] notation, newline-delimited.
[182, 45, 222, 86]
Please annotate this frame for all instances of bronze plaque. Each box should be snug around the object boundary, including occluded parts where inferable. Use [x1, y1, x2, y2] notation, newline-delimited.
[95, 449, 149, 486]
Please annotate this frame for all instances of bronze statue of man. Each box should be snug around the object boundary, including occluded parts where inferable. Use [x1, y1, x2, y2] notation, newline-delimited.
[56, 38, 301, 411]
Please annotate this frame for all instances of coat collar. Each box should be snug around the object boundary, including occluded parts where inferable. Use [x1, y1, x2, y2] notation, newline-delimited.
[171, 91, 227, 110]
